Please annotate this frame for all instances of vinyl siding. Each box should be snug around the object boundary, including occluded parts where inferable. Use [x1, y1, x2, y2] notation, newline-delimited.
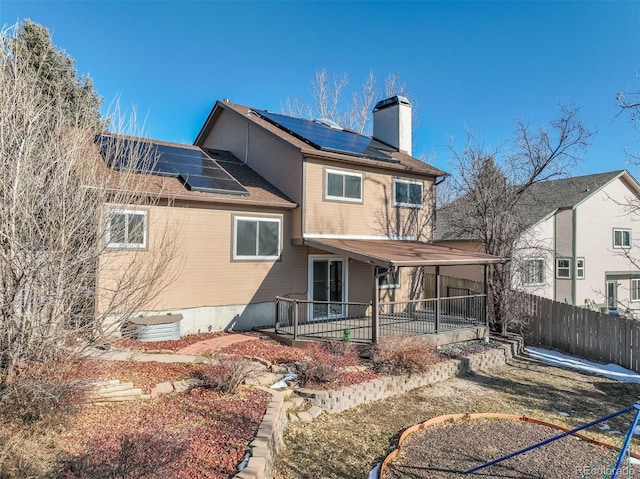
[200, 108, 304, 238]
[517, 217, 555, 300]
[575, 177, 640, 310]
[97, 201, 308, 315]
[348, 260, 373, 303]
[303, 158, 435, 239]
[432, 241, 485, 282]
[554, 209, 574, 303]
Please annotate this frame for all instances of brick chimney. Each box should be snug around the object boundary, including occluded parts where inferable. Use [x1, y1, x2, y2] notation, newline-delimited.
[372, 95, 412, 155]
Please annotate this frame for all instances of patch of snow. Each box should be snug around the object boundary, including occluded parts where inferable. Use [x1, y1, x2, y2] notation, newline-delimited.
[559, 412, 570, 417]
[599, 423, 611, 430]
[238, 452, 250, 471]
[270, 373, 299, 389]
[631, 457, 640, 465]
[368, 463, 381, 479]
[525, 347, 640, 383]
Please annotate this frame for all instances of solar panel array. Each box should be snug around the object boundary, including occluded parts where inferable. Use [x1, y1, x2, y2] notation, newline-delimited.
[95, 135, 248, 195]
[254, 110, 399, 163]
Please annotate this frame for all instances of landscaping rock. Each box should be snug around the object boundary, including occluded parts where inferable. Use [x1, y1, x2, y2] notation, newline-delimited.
[308, 406, 323, 418]
[155, 381, 174, 395]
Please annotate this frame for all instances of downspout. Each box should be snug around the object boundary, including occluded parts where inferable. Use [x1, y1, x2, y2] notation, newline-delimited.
[301, 156, 306, 240]
[435, 265, 441, 334]
[433, 176, 446, 241]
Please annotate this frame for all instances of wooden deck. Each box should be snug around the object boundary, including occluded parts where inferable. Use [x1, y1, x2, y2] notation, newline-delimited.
[257, 313, 487, 347]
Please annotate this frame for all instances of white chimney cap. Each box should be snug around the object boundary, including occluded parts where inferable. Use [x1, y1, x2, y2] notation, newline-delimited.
[373, 95, 411, 113]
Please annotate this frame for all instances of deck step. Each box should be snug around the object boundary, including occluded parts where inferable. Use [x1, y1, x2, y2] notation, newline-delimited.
[95, 387, 143, 399]
[90, 379, 146, 403]
[97, 382, 135, 394]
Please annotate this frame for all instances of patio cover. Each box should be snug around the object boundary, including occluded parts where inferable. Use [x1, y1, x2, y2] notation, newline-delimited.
[303, 238, 506, 268]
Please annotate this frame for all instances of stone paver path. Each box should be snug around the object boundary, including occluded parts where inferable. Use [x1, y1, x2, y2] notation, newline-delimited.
[176, 332, 260, 355]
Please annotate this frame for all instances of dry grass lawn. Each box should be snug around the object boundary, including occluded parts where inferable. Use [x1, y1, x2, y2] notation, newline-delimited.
[274, 354, 640, 479]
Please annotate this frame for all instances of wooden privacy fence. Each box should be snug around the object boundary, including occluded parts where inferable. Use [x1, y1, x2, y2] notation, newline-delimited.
[521, 292, 640, 373]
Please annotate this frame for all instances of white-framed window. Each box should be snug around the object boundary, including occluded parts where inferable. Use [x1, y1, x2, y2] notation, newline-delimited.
[106, 209, 147, 249]
[556, 258, 571, 279]
[576, 258, 585, 280]
[613, 228, 632, 248]
[234, 216, 281, 260]
[632, 278, 640, 302]
[523, 258, 545, 286]
[376, 266, 400, 289]
[325, 169, 362, 202]
[393, 178, 423, 208]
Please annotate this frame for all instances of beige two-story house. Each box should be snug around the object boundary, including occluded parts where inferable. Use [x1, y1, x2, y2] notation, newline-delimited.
[98, 96, 500, 341]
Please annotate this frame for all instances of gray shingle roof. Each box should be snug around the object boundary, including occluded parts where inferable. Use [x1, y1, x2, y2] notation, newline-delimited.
[436, 170, 625, 241]
[197, 101, 448, 179]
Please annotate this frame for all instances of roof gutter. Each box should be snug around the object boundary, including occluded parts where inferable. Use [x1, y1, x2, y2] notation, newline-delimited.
[302, 150, 446, 178]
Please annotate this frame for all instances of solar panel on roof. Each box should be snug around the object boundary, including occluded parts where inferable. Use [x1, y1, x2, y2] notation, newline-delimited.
[95, 134, 248, 196]
[178, 174, 248, 195]
[253, 110, 399, 163]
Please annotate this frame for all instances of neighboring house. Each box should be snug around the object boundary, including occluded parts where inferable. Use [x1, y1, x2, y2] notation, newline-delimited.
[436, 170, 640, 313]
[97, 96, 500, 339]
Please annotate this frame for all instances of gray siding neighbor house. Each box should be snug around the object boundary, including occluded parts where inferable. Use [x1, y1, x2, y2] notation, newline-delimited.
[436, 170, 640, 313]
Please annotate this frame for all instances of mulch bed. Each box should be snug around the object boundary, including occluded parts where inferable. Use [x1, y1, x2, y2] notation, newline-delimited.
[59, 376, 269, 479]
[110, 332, 226, 352]
[384, 418, 640, 478]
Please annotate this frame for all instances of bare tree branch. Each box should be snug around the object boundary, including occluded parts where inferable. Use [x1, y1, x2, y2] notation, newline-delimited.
[441, 105, 593, 333]
[0, 23, 179, 387]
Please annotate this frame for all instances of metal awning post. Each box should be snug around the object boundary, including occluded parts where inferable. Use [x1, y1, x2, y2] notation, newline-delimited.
[435, 266, 441, 334]
[372, 266, 392, 344]
[293, 299, 299, 340]
[484, 264, 489, 329]
[372, 270, 379, 344]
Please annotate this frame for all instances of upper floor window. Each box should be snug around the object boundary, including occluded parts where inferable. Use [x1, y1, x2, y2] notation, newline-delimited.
[576, 258, 585, 279]
[523, 258, 545, 286]
[394, 179, 423, 208]
[234, 216, 281, 260]
[632, 278, 640, 302]
[325, 169, 362, 202]
[106, 209, 147, 249]
[613, 228, 631, 248]
[556, 258, 571, 279]
[375, 266, 400, 289]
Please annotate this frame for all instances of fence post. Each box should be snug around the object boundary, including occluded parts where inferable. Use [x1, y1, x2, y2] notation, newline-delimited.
[293, 299, 299, 340]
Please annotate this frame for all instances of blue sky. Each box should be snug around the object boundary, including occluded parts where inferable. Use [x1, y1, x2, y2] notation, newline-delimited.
[1, 1, 639, 175]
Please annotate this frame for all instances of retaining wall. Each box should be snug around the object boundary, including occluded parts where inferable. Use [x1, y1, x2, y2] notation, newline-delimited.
[234, 337, 522, 479]
[296, 341, 517, 412]
[234, 388, 288, 479]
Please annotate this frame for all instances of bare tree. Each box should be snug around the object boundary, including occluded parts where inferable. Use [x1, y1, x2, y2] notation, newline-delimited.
[440, 105, 593, 334]
[282, 68, 419, 136]
[0, 23, 178, 391]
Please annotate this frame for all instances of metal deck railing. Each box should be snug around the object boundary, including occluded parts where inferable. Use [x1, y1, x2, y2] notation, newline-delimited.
[273, 294, 487, 343]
